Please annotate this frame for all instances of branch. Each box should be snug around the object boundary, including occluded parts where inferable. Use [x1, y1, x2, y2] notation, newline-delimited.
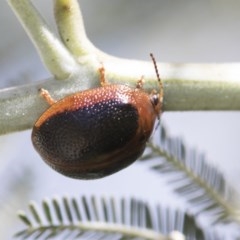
[1, 0, 240, 135]
[54, 0, 96, 57]
[8, 0, 78, 79]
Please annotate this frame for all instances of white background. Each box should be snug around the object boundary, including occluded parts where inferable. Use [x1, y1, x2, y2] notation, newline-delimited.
[1, 0, 240, 239]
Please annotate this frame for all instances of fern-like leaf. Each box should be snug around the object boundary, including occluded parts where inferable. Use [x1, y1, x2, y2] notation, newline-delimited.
[143, 124, 240, 224]
[14, 195, 212, 240]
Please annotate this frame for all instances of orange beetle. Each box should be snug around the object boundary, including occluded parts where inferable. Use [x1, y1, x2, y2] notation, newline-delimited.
[32, 54, 163, 179]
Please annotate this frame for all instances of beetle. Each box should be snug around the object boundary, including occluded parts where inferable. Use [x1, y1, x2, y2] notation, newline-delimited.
[31, 54, 163, 179]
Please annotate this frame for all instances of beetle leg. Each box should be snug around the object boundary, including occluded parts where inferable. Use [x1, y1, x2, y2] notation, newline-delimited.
[98, 63, 107, 87]
[39, 88, 56, 105]
[136, 75, 144, 89]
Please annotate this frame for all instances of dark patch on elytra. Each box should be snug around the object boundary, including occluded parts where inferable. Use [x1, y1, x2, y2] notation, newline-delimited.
[32, 99, 139, 163]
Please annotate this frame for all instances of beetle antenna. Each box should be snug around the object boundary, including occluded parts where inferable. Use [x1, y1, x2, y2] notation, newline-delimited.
[150, 53, 160, 82]
[150, 53, 163, 102]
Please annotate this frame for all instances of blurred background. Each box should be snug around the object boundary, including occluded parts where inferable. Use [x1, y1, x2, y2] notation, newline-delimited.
[1, 0, 240, 239]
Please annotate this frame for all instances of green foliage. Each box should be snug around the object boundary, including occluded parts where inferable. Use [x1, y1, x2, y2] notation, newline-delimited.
[143, 124, 240, 224]
[15, 195, 206, 240]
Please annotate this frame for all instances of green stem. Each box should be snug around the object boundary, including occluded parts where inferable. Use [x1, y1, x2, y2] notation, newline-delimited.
[163, 63, 240, 111]
[8, 0, 78, 79]
[16, 220, 174, 240]
[1, 62, 240, 135]
[54, 0, 96, 57]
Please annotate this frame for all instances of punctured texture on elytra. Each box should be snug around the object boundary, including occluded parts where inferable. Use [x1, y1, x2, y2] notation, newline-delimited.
[32, 84, 160, 179]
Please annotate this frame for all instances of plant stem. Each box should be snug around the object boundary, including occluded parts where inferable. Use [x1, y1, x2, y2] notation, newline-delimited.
[16, 221, 175, 240]
[1, 63, 240, 135]
[163, 63, 240, 111]
[8, 0, 78, 79]
[54, 0, 96, 57]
